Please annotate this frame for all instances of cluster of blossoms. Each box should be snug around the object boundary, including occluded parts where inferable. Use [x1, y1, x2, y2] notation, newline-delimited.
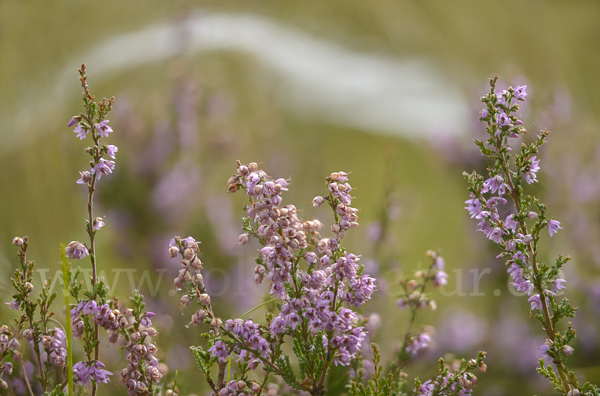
[414, 354, 487, 396]
[24, 327, 67, 367]
[464, 77, 596, 395]
[73, 360, 112, 386]
[170, 161, 376, 396]
[118, 293, 162, 396]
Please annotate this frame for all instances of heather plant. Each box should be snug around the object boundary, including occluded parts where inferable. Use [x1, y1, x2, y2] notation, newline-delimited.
[169, 161, 486, 396]
[464, 76, 599, 395]
[0, 65, 162, 396]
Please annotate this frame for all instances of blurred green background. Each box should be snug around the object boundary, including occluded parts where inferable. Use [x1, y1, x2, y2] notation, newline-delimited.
[1, 0, 600, 395]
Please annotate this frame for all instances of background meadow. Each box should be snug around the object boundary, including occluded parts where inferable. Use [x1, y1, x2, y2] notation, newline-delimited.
[1, 1, 599, 394]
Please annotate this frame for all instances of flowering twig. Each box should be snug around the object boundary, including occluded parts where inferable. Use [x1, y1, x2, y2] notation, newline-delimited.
[464, 76, 598, 395]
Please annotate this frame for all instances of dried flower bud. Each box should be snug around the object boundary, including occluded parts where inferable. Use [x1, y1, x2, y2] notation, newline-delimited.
[562, 345, 574, 355]
[180, 295, 192, 308]
[199, 293, 211, 306]
[479, 363, 487, 372]
[190, 256, 203, 269]
[248, 162, 258, 172]
[169, 245, 179, 258]
[12, 237, 23, 246]
[211, 317, 222, 327]
[312, 196, 324, 207]
[192, 309, 206, 326]
[184, 248, 195, 259]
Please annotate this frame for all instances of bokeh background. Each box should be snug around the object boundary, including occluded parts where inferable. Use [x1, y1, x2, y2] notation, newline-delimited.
[1, 1, 600, 394]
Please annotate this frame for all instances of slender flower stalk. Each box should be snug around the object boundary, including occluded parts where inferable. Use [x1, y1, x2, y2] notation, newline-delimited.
[464, 76, 598, 395]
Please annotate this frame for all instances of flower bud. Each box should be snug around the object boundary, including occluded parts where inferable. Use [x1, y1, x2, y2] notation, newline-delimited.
[406, 280, 419, 292]
[211, 317, 223, 327]
[183, 248, 194, 259]
[180, 295, 192, 308]
[199, 293, 211, 306]
[506, 240, 516, 251]
[567, 390, 580, 396]
[248, 162, 258, 172]
[479, 363, 487, 373]
[169, 245, 179, 258]
[562, 345, 574, 355]
[12, 237, 23, 246]
[523, 234, 534, 244]
[190, 256, 202, 269]
[238, 233, 249, 245]
[193, 274, 204, 287]
[174, 277, 184, 289]
[312, 196, 324, 207]
[528, 211, 539, 219]
[428, 300, 437, 310]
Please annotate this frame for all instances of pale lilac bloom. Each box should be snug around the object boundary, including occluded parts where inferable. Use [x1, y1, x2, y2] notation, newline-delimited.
[77, 171, 92, 184]
[106, 145, 118, 159]
[5, 299, 19, 310]
[504, 215, 519, 232]
[73, 125, 88, 140]
[93, 217, 105, 230]
[65, 241, 89, 261]
[548, 220, 562, 237]
[67, 117, 79, 127]
[489, 227, 505, 244]
[96, 120, 113, 138]
[552, 278, 567, 293]
[498, 112, 511, 127]
[92, 158, 116, 179]
[524, 156, 541, 184]
[483, 175, 506, 195]
[433, 271, 448, 287]
[514, 85, 528, 100]
[480, 109, 488, 119]
[528, 294, 543, 310]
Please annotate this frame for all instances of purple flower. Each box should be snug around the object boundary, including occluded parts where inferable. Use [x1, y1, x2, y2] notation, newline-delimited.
[505, 214, 518, 232]
[489, 227, 505, 244]
[77, 170, 92, 184]
[105, 145, 118, 159]
[552, 278, 567, 293]
[514, 85, 528, 101]
[88, 361, 112, 384]
[5, 299, 19, 310]
[483, 175, 506, 195]
[208, 341, 229, 363]
[528, 294, 543, 310]
[93, 217, 105, 230]
[67, 117, 79, 127]
[498, 112, 511, 127]
[480, 109, 488, 119]
[433, 271, 448, 287]
[73, 125, 88, 140]
[548, 219, 562, 237]
[92, 158, 116, 179]
[95, 120, 113, 138]
[65, 241, 89, 260]
[524, 156, 541, 184]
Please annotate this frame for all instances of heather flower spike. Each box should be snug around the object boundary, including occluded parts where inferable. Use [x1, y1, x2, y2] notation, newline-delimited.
[463, 76, 598, 394]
